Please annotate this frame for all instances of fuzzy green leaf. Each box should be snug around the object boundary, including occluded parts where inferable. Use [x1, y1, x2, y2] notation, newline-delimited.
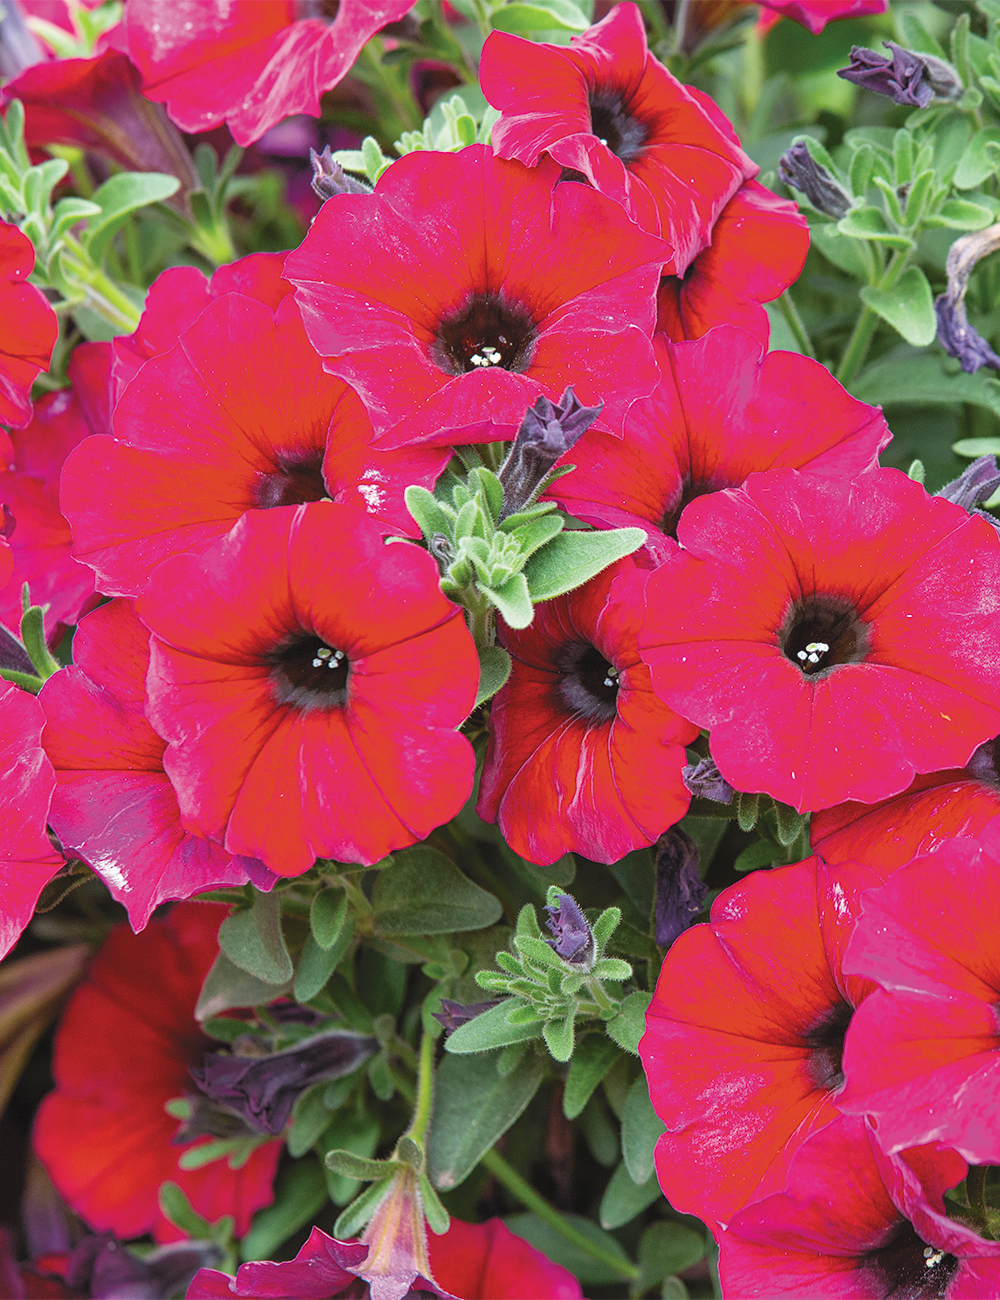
[563, 1034, 621, 1119]
[505, 1213, 634, 1286]
[420, 1173, 451, 1234]
[333, 1175, 394, 1239]
[325, 1149, 398, 1181]
[621, 1077, 667, 1186]
[373, 847, 501, 935]
[218, 890, 292, 985]
[483, 571, 533, 628]
[404, 485, 453, 539]
[590, 906, 622, 954]
[83, 171, 180, 262]
[311, 887, 348, 950]
[490, 0, 590, 33]
[836, 205, 913, 248]
[158, 1182, 213, 1241]
[543, 1012, 575, 1062]
[605, 990, 651, 1056]
[475, 644, 512, 707]
[293, 919, 354, 1003]
[639, 1222, 706, 1290]
[195, 952, 291, 1020]
[599, 1160, 663, 1229]
[852, 358, 1000, 417]
[924, 198, 995, 230]
[523, 528, 645, 603]
[860, 266, 936, 346]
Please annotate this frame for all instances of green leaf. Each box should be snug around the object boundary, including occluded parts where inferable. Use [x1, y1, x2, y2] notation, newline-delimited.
[158, 1182, 213, 1240]
[639, 1222, 706, 1290]
[860, 266, 936, 346]
[925, 198, 995, 230]
[373, 846, 502, 935]
[622, 1077, 667, 1186]
[325, 1149, 397, 1180]
[606, 990, 651, 1055]
[218, 889, 292, 985]
[294, 917, 354, 1003]
[319, 1109, 380, 1206]
[524, 527, 645, 602]
[483, 571, 533, 628]
[506, 513, 564, 558]
[955, 128, 1000, 189]
[311, 887, 348, 950]
[733, 840, 782, 873]
[505, 1213, 634, 1285]
[195, 951, 291, 1021]
[83, 171, 181, 262]
[851, 357, 1000, 417]
[954, 438, 1000, 458]
[20, 605, 59, 679]
[591, 906, 622, 954]
[836, 205, 914, 249]
[287, 1084, 334, 1159]
[201, 1016, 256, 1043]
[564, 1035, 621, 1119]
[445, 999, 544, 1054]
[591, 957, 632, 983]
[240, 1159, 329, 1261]
[428, 1050, 544, 1190]
[334, 1176, 394, 1239]
[404, 484, 454, 539]
[490, 0, 590, 34]
[599, 1159, 663, 1229]
[543, 1011, 575, 1063]
[49, 195, 101, 243]
[737, 791, 760, 833]
[475, 644, 512, 707]
[772, 800, 807, 847]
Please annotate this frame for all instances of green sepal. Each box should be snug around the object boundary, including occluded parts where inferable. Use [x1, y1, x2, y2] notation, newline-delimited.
[592, 957, 632, 983]
[837, 205, 914, 248]
[325, 1149, 398, 1181]
[523, 527, 646, 602]
[333, 1175, 394, 1239]
[395, 1135, 423, 1170]
[20, 604, 60, 680]
[516, 903, 542, 939]
[420, 1173, 451, 1234]
[513, 934, 565, 969]
[158, 1182, 214, 1240]
[736, 791, 760, 833]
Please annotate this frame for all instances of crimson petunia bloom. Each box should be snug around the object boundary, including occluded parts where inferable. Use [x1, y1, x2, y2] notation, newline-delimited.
[837, 817, 1000, 1164]
[477, 558, 698, 865]
[655, 181, 809, 347]
[720, 1115, 1000, 1297]
[480, 4, 756, 275]
[640, 855, 883, 1234]
[810, 735, 1000, 873]
[547, 326, 889, 563]
[0, 221, 57, 430]
[0, 682, 64, 962]
[121, 0, 414, 146]
[40, 598, 275, 932]
[640, 467, 1000, 812]
[0, 341, 107, 642]
[138, 502, 478, 876]
[61, 290, 449, 597]
[284, 145, 668, 449]
[33, 902, 282, 1243]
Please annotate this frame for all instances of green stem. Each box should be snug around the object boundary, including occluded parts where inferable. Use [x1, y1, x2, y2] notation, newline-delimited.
[407, 1032, 435, 1146]
[835, 249, 908, 388]
[968, 1165, 988, 1226]
[481, 1148, 639, 1282]
[0, 668, 43, 694]
[776, 290, 815, 358]
[61, 241, 141, 332]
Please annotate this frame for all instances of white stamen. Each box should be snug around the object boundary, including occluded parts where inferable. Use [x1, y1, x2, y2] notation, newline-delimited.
[923, 1248, 944, 1269]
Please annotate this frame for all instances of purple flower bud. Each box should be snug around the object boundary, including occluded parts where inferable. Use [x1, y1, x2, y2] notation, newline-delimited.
[935, 223, 1000, 375]
[66, 1234, 221, 1300]
[653, 828, 707, 949]
[936, 455, 1000, 512]
[0, 0, 43, 80]
[544, 893, 595, 969]
[838, 42, 935, 107]
[777, 142, 850, 220]
[0, 622, 35, 676]
[432, 998, 500, 1036]
[190, 1030, 378, 1136]
[498, 386, 603, 519]
[683, 755, 735, 805]
[309, 145, 372, 201]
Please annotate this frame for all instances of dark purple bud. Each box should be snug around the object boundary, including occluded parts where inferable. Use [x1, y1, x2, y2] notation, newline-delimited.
[0, 621, 34, 676]
[544, 893, 595, 969]
[936, 455, 1000, 512]
[935, 223, 1000, 376]
[838, 42, 935, 107]
[967, 735, 1000, 784]
[190, 1030, 377, 1136]
[653, 828, 707, 949]
[777, 142, 850, 220]
[309, 145, 372, 200]
[432, 998, 500, 1036]
[66, 1234, 221, 1300]
[683, 755, 735, 805]
[0, 0, 43, 80]
[498, 386, 603, 520]
[170, 1091, 260, 1144]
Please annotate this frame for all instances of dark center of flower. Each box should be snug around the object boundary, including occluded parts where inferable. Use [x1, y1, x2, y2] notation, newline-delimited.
[432, 293, 536, 376]
[267, 635, 350, 711]
[966, 736, 1000, 786]
[863, 1222, 958, 1299]
[556, 642, 620, 723]
[803, 998, 853, 1092]
[252, 451, 328, 510]
[589, 90, 648, 162]
[660, 477, 718, 539]
[294, 0, 341, 21]
[780, 594, 871, 678]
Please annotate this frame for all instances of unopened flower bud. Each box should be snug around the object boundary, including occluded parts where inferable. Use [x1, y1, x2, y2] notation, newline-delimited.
[936, 455, 1000, 535]
[653, 828, 707, 949]
[544, 892, 595, 970]
[432, 998, 499, 1036]
[66, 1234, 220, 1300]
[309, 145, 372, 201]
[190, 1029, 378, 1136]
[838, 42, 962, 107]
[683, 754, 734, 805]
[935, 223, 1000, 375]
[0, 0, 43, 80]
[498, 386, 603, 520]
[778, 142, 850, 220]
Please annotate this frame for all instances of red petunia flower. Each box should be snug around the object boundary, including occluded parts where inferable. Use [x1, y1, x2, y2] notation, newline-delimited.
[547, 326, 889, 563]
[121, 0, 414, 146]
[810, 735, 1000, 873]
[138, 503, 478, 876]
[640, 855, 885, 1234]
[640, 468, 1000, 812]
[655, 181, 809, 347]
[0, 221, 57, 430]
[477, 558, 697, 865]
[2, 50, 197, 201]
[0, 682, 64, 961]
[720, 1115, 1000, 1296]
[40, 598, 275, 932]
[284, 145, 668, 449]
[33, 902, 282, 1242]
[480, 4, 756, 275]
[186, 1217, 581, 1298]
[61, 290, 449, 597]
[0, 341, 107, 643]
[838, 817, 1000, 1164]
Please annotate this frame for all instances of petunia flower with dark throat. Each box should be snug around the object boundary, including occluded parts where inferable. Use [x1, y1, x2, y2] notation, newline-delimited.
[191, 1030, 378, 1136]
